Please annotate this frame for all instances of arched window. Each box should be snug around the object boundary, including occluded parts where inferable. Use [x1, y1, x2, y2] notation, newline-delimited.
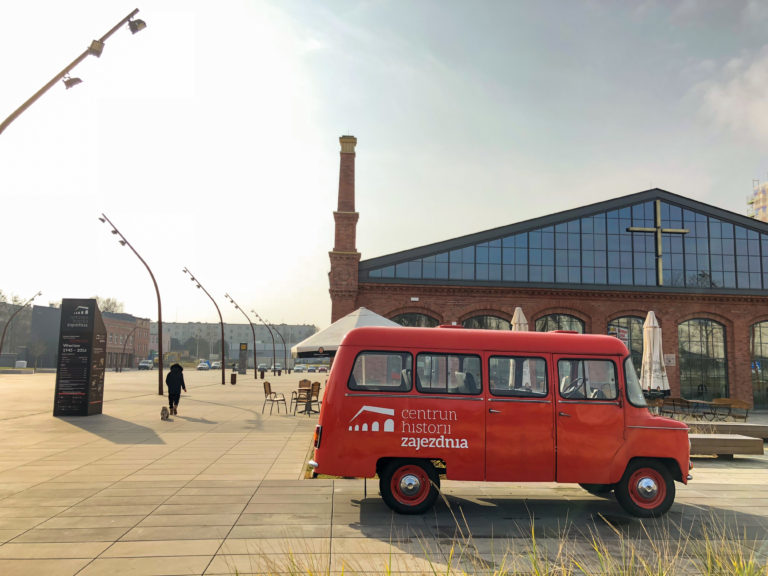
[535, 314, 584, 333]
[463, 315, 511, 330]
[678, 318, 728, 400]
[750, 322, 768, 408]
[607, 316, 644, 377]
[391, 313, 439, 328]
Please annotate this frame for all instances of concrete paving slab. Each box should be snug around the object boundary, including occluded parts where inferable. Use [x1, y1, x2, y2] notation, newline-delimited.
[0, 558, 92, 576]
[100, 539, 222, 558]
[0, 371, 767, 574]
[0, 541, 112, 559]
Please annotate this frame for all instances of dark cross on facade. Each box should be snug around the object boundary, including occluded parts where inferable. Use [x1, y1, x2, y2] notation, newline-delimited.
[626, 199, 689, 286]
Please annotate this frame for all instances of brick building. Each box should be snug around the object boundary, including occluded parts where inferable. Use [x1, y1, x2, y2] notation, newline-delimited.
[103, 312, 150, 370]
[328, 136, 768, 407]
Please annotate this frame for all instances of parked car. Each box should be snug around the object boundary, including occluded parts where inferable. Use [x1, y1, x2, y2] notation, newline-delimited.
[210, 361, 221, 369]
[138, 359, 153, 370]
[272, 363, 282, 372]
[307, 365, 317, 373]
[196, 361, 210, 370]
[257, 363, 268, 373]
[294, 364, 306, 373]
[318, 366, 328, 373]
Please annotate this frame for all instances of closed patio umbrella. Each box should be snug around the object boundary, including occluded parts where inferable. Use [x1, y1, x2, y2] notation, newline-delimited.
[511, 307, 528, 331]
[640, 311, 670, 395]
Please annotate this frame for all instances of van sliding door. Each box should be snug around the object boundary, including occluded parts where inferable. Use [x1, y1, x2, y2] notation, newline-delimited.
[485, 355, 555, 481]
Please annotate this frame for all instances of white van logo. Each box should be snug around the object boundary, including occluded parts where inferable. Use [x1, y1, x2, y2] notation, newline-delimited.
[348, 405, 395, 432]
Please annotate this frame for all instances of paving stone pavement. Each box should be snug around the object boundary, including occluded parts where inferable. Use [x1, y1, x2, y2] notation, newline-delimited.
[0, 369, 766, 575]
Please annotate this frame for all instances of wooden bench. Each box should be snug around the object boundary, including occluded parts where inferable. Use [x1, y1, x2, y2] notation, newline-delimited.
[689, 433, 764, 458]
[688, 422, 768, 441]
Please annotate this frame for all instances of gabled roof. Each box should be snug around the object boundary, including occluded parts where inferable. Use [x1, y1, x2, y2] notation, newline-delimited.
[359, 188, 768, 272]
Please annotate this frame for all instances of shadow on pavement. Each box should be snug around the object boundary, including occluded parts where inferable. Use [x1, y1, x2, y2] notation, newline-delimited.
[55, 413, 165, 444]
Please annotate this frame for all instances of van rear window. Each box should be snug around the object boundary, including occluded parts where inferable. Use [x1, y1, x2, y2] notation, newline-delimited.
[489, 356, 547, 397]
[415, 353, 482, 394]
[348, 351, 412, 392]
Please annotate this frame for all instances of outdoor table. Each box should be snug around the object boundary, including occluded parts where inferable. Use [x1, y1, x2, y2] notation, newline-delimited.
[686, 399, 716, 421]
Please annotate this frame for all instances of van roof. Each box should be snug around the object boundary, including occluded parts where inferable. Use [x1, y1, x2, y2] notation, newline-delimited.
[339, 326, 628, 356]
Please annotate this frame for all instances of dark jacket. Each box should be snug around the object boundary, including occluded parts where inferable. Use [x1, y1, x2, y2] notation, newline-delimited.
[165, 363, 186, 394]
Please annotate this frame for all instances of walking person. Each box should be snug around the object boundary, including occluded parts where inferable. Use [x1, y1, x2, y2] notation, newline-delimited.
[165, 363, 186, 415]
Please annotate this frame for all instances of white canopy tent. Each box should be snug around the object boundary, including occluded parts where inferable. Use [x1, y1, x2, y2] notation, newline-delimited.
[639, 310, 670, 394]
[291, 307, 400, 358]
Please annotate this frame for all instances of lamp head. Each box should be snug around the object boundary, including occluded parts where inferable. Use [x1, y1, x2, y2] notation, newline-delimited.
[129, 19, 147, 34]
[63, 75, 82, 90]
[98, 217, 106, 223]
[118, 240, 127, 246]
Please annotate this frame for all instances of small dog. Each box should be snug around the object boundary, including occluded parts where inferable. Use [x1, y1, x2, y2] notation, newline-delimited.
[161, 406, 170, 420]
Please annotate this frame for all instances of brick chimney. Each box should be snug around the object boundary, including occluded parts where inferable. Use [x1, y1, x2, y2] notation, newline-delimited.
[329, 135, 361, 322]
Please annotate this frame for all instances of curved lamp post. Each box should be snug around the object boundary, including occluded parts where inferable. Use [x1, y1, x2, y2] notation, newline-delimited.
[0, 9, 147, 136]
[253, 312, 285, 374]
[224, 294, 257, 379]
[183, 267, 226, 385]
[98, 214, 163, 395]
[0, 291, 42, 355]
[252, 311, 276, 374]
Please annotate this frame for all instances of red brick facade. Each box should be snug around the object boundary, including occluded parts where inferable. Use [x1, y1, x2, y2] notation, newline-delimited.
[327, 135, 766, 406]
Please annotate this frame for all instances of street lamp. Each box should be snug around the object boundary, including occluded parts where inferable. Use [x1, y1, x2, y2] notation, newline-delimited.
[98, 214, 163, 395]
[0, 9, 147, 136]
[0, 291, 42, 356]
[183, 268, 226, 385]
[224, 294, 258, 379]
[253, 312, 285, 375]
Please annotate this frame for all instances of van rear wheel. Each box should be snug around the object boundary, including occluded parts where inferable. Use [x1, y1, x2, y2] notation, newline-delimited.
[379, 459, 439, 514]
[615, 459, 675, 518]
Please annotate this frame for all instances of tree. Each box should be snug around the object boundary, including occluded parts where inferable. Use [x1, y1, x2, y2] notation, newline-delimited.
[92, 296, 124, 313]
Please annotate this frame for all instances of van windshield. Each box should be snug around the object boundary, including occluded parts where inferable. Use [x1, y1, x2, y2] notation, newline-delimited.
[624, 357, 647, 407]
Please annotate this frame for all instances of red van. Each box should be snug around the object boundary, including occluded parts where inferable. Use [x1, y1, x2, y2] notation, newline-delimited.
[310, 326, 690, 517]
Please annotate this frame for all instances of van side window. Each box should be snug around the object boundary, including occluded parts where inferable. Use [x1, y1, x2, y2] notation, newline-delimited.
[348, 351, 412, 392]
[489, 356, 547, 397]
[415, 353, 482, 394]
[558, 359, 618, 400]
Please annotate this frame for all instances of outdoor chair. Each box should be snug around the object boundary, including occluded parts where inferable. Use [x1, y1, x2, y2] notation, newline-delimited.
[262, 381, 287, 415]
[729, 399, 750, 421]
[290, 381, 312, 415]
[309, 381, 322, 413]
[660, 396, 690, 419]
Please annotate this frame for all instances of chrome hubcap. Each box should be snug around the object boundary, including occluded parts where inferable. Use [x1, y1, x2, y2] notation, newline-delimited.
[399, 473, 421, 496]
[636, 477, 659, 500]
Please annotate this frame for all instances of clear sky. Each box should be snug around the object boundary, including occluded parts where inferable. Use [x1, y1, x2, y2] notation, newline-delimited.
[2, 1, 767, 329]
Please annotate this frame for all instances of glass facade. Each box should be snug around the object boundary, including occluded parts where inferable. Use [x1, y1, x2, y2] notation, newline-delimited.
[535, 314, 584, 333]
[366, 199, 768, 292]
[678, 319, 728, 400]
[607, 316, 644, 377]
[750, 322, 768, 408]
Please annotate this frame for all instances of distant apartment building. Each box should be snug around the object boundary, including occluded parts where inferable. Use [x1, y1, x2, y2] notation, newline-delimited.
[748, 181, 768, 222]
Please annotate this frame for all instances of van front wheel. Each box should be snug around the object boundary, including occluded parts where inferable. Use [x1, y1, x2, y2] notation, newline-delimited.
[379, 459, 439, 514]
[615, 459, 675, 518]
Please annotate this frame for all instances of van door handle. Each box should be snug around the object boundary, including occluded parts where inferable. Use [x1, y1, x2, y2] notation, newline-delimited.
[558, 412, 571, 417]
[489, 409, 501, 414]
